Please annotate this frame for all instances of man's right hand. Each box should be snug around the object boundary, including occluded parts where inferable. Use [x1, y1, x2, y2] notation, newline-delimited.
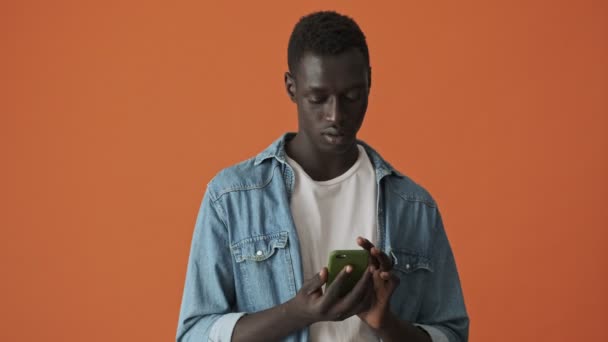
[232, 265, 374, 342]
[285, 265, 374, 326]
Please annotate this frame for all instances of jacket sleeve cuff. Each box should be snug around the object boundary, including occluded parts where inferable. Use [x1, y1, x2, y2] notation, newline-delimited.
[414, 324, 450, 342]
[208, 312, 247, 342]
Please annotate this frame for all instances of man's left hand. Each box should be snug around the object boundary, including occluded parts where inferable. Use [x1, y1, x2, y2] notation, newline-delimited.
[356, 236, 401, 330]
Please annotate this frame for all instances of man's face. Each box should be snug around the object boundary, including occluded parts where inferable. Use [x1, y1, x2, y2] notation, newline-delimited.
[286, 49, 370, 154]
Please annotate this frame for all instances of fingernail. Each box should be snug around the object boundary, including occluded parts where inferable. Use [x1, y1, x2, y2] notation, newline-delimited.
[346, 265, 353, 273]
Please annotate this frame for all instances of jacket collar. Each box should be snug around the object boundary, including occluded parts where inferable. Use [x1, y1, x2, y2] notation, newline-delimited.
[254, 132, 404, 182]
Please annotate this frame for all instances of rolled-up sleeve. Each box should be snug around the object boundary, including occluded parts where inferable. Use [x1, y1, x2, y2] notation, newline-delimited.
[415, 323, 450, 342]
[176, 185, 244, 341]
[208, 313, 247, 341]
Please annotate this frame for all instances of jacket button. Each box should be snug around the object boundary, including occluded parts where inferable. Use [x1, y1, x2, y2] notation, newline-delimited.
[256, 250, 263, 256]
[405, 264, 411, 270]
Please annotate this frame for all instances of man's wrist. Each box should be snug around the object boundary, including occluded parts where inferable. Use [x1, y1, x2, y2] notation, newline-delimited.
[282, 298, 316, 329]
[373, 310, 399, 334]
[232, 300, 314, 342]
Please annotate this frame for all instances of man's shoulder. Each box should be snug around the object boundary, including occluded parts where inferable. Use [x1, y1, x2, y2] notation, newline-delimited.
[206, 155, 278, 200]
[361, 142, 437, 208]
[385, 170, 437, 208]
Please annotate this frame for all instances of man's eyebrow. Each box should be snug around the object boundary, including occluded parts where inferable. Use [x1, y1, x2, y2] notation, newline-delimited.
[306, 86, 328, 92]
[306, 83, 367, 92]
[344, 83, 367, 90]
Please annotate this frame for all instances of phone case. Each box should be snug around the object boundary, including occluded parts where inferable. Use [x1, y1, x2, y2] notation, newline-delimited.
[326, 249, 369, 297]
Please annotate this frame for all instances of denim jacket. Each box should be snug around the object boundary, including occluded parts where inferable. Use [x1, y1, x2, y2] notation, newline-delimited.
[177, 133, 469, 342]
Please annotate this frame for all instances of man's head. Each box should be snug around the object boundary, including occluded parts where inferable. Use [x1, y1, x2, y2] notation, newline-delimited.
[285, 11, 371, 155]
[287, 11, 370, 77]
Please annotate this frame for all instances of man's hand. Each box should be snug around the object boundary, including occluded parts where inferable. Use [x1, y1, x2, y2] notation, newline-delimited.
[356, 237, 400, 330]
[285, 264, 374, 326]
[233, 266, 373, 342]
[233, 244, 429, 342]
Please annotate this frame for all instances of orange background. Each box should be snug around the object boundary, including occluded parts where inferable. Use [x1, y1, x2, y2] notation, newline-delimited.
[1, 1, 607, 341]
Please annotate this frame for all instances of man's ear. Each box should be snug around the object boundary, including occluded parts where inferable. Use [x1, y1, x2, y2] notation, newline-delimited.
[284, 71, 297, 103]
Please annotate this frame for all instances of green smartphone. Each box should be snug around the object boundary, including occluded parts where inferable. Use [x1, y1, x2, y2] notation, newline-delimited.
[326, 249, 369, 297]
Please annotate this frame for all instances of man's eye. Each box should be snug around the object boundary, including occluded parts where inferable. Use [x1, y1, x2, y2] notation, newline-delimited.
[345, 90, 362, 101]
[308, 96, 326, 104]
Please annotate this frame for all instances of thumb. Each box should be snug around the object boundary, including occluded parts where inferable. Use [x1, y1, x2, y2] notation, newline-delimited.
[303, 268, 328, 295]
[386, 272, 400, 293]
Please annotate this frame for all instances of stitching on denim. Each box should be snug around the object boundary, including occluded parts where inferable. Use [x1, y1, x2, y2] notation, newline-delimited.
[210, 200, 231, 247]
[283, 239, 297, 297]
[211, 163, 280, 201]
[391, 248, 434, 273]
[230, 231, 288, 249]
[230, 232, 289, 263]
[389, 185, 437, 208]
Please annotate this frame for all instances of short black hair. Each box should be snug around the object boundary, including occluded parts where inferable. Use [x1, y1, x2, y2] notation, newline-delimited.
[287, 11, 370, 75]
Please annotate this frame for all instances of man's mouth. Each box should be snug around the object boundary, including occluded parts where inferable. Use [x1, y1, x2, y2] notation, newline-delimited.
[321, 130, 348, 145]
[322, 127, 346, 136]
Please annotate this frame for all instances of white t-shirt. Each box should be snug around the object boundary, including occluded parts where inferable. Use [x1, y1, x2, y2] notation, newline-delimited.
[286, 144, 379, 342]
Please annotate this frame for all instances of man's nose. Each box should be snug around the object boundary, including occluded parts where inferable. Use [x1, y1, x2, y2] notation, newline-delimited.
[325, 96, 344, 123]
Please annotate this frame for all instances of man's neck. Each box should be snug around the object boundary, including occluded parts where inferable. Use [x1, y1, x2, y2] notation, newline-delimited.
[285, 134, 359, 182]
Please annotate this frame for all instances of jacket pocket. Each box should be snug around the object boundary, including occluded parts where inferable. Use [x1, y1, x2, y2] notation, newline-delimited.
[231, 231, 288, 262]
[230, 231, 295, 312]
[389, 249, 433, 319]
[391, 249, 433, 274]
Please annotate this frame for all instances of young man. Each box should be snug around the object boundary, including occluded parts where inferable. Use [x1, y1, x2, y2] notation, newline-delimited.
[177, 11, 469, 342]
